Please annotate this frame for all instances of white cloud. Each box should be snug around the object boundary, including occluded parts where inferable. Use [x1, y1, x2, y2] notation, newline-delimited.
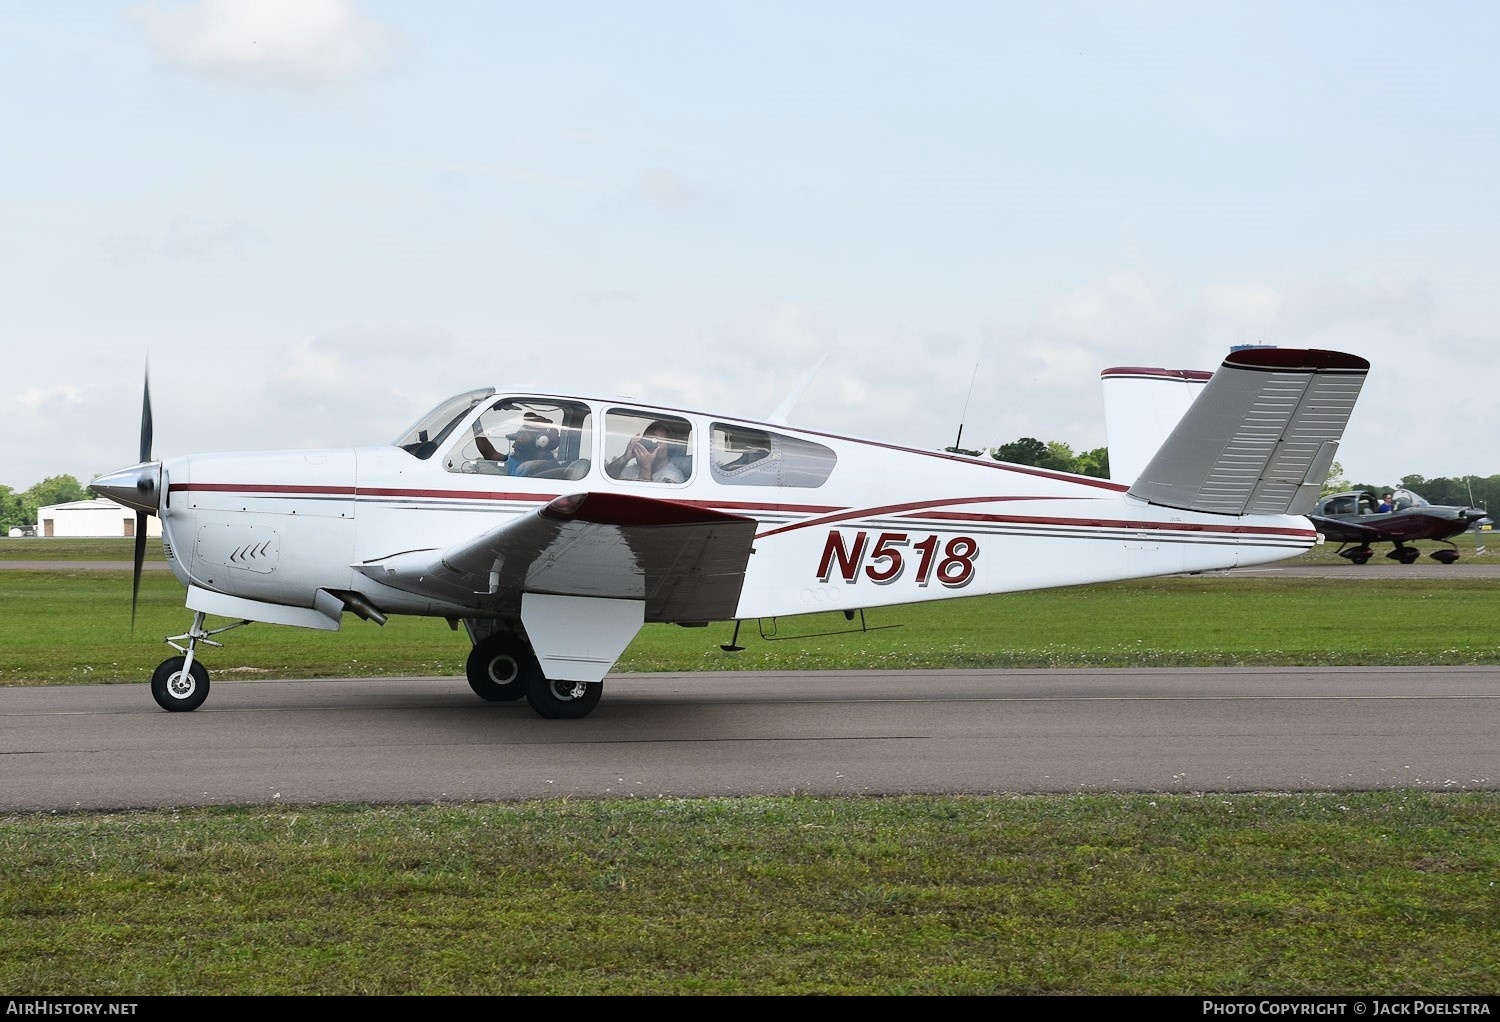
[1281, 274, 1435, 333]
[723, 302, 835, 361]
[623, 168, 705, 211]
[98, 217, 260, 268]
[135, 0, 391, 82]
[1199, 280, 1282, 335]
[309, 324, 457, 359]
[1040, 271, 1170, 349]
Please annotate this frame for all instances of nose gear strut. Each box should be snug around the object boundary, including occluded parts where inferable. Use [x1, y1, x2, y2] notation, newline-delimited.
[151, 611, 253, 712]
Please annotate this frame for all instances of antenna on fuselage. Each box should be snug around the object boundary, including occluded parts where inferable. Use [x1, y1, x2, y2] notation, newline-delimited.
[950, 363, 979, 452]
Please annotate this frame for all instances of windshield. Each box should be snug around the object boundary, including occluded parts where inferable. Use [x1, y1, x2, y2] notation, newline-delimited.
[1392, 487, 1430, 511]
[392, 388, 495, 460]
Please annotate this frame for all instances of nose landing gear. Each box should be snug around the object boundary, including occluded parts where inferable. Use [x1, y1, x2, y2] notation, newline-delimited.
[150, 611, 252, 712]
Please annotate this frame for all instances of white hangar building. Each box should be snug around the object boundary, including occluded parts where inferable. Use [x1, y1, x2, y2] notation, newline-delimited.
[34, 498, 163, 539]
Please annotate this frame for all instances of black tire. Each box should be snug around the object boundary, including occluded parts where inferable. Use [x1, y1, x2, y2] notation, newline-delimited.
[524, 674, 603, 719]
[1351, 554, 1370, 565]
[465, 635, 534, 701]
[151, 656, 209, 712]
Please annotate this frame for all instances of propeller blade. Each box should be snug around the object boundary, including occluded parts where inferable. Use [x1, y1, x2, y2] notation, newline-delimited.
[139, 367, 153, 464]
[133, 363, 152, 632]
[131, 514, 147, 633]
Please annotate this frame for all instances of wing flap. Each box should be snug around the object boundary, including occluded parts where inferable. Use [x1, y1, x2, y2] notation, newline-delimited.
[1127, 348, 1369, 517]
[354, 492, 757, 622]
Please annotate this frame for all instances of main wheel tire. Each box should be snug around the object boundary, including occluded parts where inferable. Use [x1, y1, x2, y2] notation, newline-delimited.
[151, 656, 209, 712]
[524, 675, 603, 719]
[465, 635, 534, 701]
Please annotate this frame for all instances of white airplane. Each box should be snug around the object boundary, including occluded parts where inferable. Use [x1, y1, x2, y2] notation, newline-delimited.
[95, 346, 1370, 719]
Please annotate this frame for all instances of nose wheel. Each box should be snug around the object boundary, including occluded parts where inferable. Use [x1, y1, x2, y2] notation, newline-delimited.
[151, 610, 252, 712]
[151, 656, 210, 712]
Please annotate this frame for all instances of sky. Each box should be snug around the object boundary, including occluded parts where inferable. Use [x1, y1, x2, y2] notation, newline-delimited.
[4, 1, 1498, 493]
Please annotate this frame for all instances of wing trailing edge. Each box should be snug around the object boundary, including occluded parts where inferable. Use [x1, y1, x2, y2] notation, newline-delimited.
[1121, 348, 1369, 517]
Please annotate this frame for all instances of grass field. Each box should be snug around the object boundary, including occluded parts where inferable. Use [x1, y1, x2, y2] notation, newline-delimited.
[1, 535, 1497, 685]
[2, 794, 1495, 996]
[2, 535, 1496, 995]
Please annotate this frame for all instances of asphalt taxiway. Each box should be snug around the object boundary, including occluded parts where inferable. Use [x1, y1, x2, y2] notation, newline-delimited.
[2, 665, 1496, 811]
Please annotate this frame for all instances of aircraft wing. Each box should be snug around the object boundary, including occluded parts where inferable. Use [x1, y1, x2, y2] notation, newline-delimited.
[353, 492, 758, 622]
[1305, 515, 1382, 543]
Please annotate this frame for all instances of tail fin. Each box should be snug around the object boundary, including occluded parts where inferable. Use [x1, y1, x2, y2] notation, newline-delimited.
[1107, 348, 1369, 517]
[1100, 366, 1212, 485]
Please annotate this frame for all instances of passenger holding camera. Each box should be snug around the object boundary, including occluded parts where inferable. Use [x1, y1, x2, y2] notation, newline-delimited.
[607, 420, 686, 483]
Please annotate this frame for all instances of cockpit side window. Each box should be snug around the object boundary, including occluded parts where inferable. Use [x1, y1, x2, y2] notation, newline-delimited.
[445, 398, 594, 480]
[710, 423, 837, 487]
[393, 388, 496, 460]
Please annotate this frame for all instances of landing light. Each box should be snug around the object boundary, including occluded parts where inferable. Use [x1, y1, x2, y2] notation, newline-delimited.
[545, 493, 588, 518]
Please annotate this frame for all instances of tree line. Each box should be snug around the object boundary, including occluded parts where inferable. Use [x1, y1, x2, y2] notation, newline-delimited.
[0, 475, 93, 534]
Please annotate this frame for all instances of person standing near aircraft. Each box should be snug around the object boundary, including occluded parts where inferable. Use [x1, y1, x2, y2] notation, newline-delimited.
[608, 420, 687, 482]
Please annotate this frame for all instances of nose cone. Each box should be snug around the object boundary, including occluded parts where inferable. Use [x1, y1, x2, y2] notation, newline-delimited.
[94, 461, 162, 516]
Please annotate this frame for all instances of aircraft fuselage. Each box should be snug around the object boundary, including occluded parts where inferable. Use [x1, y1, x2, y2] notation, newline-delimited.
[149, 392, 1317, 627]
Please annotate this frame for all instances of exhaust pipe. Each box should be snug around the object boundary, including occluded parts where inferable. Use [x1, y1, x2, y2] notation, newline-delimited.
[337, 591, 388, 625]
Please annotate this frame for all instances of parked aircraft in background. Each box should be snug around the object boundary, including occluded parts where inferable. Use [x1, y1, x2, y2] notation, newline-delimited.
[94, 346, 1368, 720]
[1308, 488, 1488, 564]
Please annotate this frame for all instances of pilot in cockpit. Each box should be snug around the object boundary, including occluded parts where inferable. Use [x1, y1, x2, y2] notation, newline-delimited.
[500, 412, 559, 476]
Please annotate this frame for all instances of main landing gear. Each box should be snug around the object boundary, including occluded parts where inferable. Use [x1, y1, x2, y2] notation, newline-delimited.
[464, 630, 602, 719]
[465, 633, 532, 702]
[1337, 545, 1375, 564]
[1384, 544, 1421, 565]
[1337, 542, 1461, 565]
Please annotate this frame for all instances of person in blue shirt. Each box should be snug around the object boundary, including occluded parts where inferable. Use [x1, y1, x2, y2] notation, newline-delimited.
[501, 412, 559, 476]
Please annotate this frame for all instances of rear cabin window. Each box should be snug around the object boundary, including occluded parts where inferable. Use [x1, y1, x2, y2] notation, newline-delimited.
[445, 398, 594, 480]
[710, 423, 836, 487]
[603, 410, 693, 485]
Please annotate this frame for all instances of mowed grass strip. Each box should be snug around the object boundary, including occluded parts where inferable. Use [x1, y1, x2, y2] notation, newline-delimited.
[1, 793, 1496, 996]
[1, 564, 1497, 685]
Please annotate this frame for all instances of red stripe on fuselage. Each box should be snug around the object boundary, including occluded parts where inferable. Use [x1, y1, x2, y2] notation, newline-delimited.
[753, 495, 1049, 539]
[166, 482, 1311, 541]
